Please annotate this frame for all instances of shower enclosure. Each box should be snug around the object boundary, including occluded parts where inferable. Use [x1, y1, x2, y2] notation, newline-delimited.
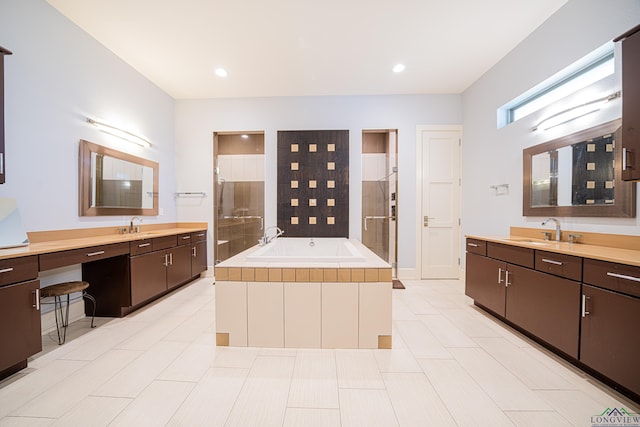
[361, 129, 398, 276]
[213, 132, 265, 264]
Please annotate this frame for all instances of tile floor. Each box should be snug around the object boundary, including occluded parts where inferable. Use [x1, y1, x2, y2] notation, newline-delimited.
[0, 278, 638, 426]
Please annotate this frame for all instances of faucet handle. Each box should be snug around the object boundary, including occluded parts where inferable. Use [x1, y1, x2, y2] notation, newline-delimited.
[568, 233, 582, 244]
[540, 231, 552, 241]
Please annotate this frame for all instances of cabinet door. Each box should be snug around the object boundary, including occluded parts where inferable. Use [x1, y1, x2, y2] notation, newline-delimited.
[621, 28, 640, 181]
[465, 252, 506, 316]
[167, 245, 192, 289]
[506, 266, 580, 358]
[191, 240, 207, 276]
[130, 251, 167, 306]
[1, 48, 11, 185]
[0, 279, 41, 373]
[581, 284, 640, 396]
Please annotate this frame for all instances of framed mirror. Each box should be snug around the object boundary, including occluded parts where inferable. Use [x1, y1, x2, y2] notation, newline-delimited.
[79, 140, 159, 216]
[523, 119, 636, 217]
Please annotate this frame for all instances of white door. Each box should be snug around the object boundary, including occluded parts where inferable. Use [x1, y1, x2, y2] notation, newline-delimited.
[418, 127, 461, 279]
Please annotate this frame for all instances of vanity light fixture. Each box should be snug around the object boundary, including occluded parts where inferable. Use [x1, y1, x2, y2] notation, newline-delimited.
[86, 117, 152, 148]
[532, 91, 620, 132]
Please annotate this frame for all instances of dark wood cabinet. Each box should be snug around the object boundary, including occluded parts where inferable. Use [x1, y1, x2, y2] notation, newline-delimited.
[617, 25, 640, 181]
[465, 252, 506, 316]
[167, 244, 192, 289]
[581, 284, 640, 396]
[0, 46, 11, 185]
[505, 265, 580, 358]
[0, 256, 41, 378]
[130, 250, 167, 306]
[191, 231, 208, 276]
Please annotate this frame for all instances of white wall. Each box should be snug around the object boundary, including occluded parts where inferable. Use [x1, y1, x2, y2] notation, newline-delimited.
[461, 0, 640, 242]
[174, 95, 462, 272]
[0, 0, 176, 231]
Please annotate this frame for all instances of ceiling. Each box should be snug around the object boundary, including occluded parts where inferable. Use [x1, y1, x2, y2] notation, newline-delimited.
[46, 0, 568, 100]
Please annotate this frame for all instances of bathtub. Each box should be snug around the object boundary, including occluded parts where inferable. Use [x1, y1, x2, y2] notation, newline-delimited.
[246, 237, 366, 263]
[215, 237, 392, 349]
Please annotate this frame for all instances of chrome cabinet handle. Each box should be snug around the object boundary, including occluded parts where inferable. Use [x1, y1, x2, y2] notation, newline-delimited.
[138, 243, 151, 248]
[34, 288, 40, 311]
[542, 258, 563, 266]
[505, 270, 511, 287]
[0, 267, 14, 274]
[622, 148, 631, 171]
[582, 294, 590, 317]
[182, 236, 191, 240]
[498, 267, 504, 284]
[467, 242, 479, 247]
[163, 254, 169, 267]
[606, 272, 640, 283]
[86, 250, 105, 257]
[169, 253, 173, 266]
[192, 247, 197, 257]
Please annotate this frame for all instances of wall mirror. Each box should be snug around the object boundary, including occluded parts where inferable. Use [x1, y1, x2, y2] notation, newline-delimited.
[79, 140, 158, 216]
[523, 119, 636, 217]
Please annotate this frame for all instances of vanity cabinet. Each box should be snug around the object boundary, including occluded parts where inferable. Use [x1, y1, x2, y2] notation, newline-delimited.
[466, 241, 580, 357]
[0, 46, 11, 185]
[0, 255, 41, 377]
[617, 24, 640, 181]
[580, 259, 640, 396]
[190, 231, 208, 276]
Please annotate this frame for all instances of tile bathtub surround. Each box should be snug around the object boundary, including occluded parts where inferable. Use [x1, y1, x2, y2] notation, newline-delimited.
[2, 278, 638, 426]
[215, 266, 392, 282]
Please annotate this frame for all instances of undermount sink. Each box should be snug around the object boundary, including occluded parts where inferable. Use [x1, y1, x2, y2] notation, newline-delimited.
[503, 237, 551, 246]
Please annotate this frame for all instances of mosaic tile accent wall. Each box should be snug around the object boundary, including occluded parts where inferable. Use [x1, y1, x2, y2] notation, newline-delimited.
[277, 130, 349, 237]
[572, 133, 615, 205]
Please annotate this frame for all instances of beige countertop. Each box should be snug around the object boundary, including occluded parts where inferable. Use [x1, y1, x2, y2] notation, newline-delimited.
[0, 225, 207, 261]
[466, 234, 640, 267]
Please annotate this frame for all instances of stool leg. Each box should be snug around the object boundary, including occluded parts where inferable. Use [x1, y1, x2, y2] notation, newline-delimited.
[53, 295, 69, 345]
[83, 291, 97, 328]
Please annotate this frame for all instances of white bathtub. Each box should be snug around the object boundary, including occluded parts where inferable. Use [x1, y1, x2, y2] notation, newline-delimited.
[245, 237, 366, 263]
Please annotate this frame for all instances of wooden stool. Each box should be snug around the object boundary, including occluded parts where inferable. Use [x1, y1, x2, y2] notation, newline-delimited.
[40, 281, 96, 345]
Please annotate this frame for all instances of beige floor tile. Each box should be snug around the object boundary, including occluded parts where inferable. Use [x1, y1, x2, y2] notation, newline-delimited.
[224, 356, 295, 426]
[168, 367, 248, 427]
[283, 408, 341, 427]
[335, 350, 385, 389]
[417, 314, 478, 348]
[211, 346, 259, 369]
[12, 349, 141, 418]
[391, 294, 418, 321]
[419, 359, 514, 426]
[504, 410, 572, 426]
[450, 347, 551, 410]
[439, 307, 502, 338]
[157, 341, 217, 382]
[475, 337, 576, 390]
[56, 321, 148, 362]
[0, 360, 87, 418]
[394, 320, 451, 359]
[109, 380, 194, 427]
[536, 389, 621, 427]
[162, 307, 215, 343]
[52, 396, 131, 427]
[394, 291, 439, 315]
[338, 388, 398, 427]
[114, 315, 187, 351]
[0, 417, 54, 426]
[382, 372, 456, 426]
[373, 348, 422, 373]
[93, 341, 187, 398]
[288, 350, 338, 408]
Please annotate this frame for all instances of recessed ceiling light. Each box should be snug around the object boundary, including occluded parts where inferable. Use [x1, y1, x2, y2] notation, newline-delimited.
[392, 64, 405, 73]
[215, 68, 228, 78]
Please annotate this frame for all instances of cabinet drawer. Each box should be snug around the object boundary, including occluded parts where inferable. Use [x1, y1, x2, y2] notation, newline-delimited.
[465, 238, 486, 256]
[583, 258, 640, 298]
[39, 242, 129, 271]
[535, 250, 582, 282]
[152, 235, 177, 251]
[487, 242, 534, 268]
[130, 239, 154, 256]
[191, 231, 207, 243]
[177, 233, 192, 246]
[0, 256, 38, 287]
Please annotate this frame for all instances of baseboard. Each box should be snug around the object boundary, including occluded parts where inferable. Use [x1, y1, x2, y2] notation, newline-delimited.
[397, 268, 418, 281]
[40, 299, 86, 335]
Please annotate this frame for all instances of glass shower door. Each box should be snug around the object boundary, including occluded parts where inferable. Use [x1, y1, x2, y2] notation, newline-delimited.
[361, 130, 397, 275]
[214, 132, 265, 264]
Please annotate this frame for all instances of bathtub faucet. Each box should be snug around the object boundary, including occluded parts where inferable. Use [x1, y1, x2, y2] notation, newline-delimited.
[259, 226, 284, 246]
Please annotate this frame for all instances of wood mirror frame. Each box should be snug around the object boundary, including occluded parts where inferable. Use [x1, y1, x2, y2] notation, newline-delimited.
[523, 119, 636, 218]
[79, 140, 159, 216]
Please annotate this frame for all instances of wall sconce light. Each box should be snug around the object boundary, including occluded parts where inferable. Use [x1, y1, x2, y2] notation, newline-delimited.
[532, 91, 620, 132]
[86, 117, 152, 148]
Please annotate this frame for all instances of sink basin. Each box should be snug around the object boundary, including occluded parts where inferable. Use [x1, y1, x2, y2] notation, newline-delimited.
[503, 237, 550, 246]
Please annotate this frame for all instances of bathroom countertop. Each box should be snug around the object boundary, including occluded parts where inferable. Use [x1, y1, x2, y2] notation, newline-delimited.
[0, 224, 207, 261]
[466, 234, 640, 267]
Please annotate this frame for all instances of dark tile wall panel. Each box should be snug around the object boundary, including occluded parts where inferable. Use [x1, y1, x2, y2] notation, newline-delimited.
[277, 130, 349, 237]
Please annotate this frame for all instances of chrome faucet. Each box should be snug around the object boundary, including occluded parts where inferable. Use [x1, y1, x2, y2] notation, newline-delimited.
[541, 217, 561, 241]
[259, 226, 284, 246]
[129, 216, 142, 233]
